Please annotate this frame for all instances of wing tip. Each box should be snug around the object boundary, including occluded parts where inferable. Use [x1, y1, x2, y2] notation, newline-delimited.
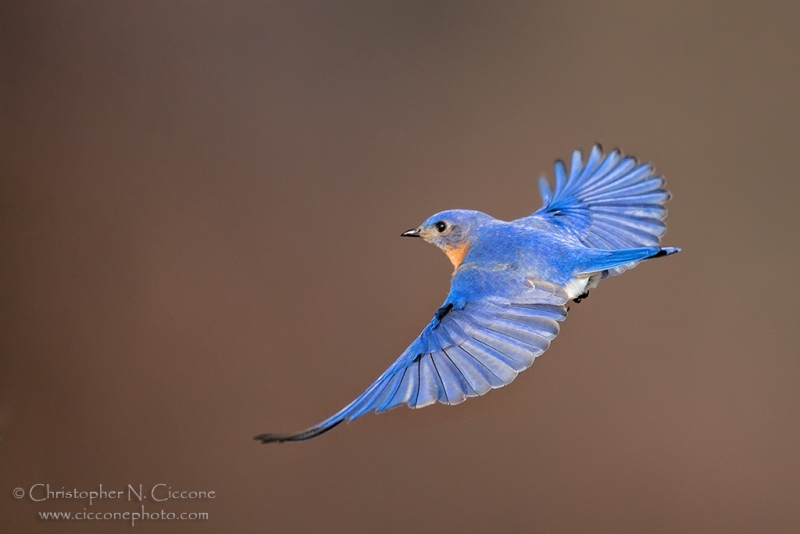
[539, 176, 552, 205]
[254, 419, 345, 444]
[254, 433, 290, 444]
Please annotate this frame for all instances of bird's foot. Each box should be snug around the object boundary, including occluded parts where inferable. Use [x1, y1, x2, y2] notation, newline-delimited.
[572, 291, 590, 303]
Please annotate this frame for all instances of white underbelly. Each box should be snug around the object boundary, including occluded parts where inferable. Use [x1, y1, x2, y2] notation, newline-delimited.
[563, 276, 591, 300]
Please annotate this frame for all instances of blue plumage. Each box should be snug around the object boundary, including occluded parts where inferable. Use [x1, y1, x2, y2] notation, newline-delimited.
[256, 145, 680, 443]
[527, 144, 671, 275]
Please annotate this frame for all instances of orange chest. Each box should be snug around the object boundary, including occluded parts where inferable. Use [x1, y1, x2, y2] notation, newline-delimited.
[444, 242, 471, 268]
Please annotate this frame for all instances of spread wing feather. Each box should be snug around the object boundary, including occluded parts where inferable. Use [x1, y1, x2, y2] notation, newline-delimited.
[255, 281, 568, 443]
[527, 144, 671, 275]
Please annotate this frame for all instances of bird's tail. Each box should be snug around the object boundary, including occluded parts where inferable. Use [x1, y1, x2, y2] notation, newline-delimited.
[576, 246, 680, 276]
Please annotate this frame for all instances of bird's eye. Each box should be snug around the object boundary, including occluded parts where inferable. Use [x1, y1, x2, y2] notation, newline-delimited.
[435, 221, 448, 233]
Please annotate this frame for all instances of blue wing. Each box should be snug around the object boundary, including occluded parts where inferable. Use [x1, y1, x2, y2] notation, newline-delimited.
[255, 277, 568, 443]
[524, 145, 672, 275]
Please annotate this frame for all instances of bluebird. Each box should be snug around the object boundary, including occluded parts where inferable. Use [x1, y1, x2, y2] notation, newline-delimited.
[256, 145, 680, 443]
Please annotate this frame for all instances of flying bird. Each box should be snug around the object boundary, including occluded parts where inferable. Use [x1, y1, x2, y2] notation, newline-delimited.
[256, 145, 680, 443]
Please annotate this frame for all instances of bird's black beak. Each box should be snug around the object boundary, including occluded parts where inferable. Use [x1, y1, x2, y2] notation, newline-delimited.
[401, 228, 421, 238]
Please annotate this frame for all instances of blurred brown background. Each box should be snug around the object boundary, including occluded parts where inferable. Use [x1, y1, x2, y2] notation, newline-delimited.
[2, 1, 799, 532]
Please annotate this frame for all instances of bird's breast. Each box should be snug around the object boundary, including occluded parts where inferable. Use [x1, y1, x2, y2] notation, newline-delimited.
[443, 242, 471, 269]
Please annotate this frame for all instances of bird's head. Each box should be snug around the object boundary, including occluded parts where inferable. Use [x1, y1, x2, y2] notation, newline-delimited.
[401, 209, 489, 268]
